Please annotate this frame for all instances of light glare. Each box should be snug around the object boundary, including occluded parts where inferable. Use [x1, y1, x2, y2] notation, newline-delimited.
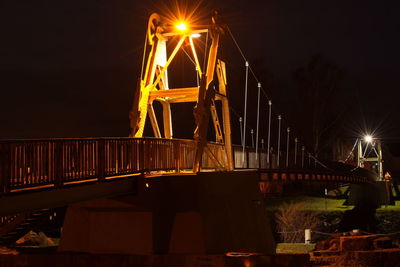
[364, 135, 373, 143]
[191, 33, 201, 38]
[176, 23, 187, 31]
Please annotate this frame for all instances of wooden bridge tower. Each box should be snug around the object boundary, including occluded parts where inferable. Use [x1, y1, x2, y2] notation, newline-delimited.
[129, 12, 233, 172]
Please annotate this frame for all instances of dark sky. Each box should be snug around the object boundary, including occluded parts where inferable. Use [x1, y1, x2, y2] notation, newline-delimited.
[1, 0, 400, 147]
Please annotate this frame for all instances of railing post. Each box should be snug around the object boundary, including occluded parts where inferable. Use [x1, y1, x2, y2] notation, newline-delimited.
[139, 139, 147, 173]
[174, 141, 181, 173]
[97, 139, 105, 181]
[54, 141, 63, 187]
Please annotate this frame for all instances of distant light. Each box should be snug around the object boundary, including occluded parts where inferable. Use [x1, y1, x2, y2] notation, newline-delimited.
[176, 23, 187, 31]
[364, 135, 373, 143]
[191, 33, 201, 38]
[145, 183, 149, 188]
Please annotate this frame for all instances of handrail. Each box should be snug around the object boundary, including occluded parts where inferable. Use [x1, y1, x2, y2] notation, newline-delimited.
[0, 138, 369, 195]
[0, 138, 228, 194]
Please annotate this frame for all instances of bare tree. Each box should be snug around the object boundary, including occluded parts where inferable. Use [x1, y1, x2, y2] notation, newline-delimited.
[292, 55, 344, 159]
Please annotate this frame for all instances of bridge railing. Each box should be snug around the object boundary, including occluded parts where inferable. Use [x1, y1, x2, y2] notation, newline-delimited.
[0, 138, 236, 194]
[0, 138, 353, 195]
[0, 138, 194, 193]
[232, 145, 317, 170]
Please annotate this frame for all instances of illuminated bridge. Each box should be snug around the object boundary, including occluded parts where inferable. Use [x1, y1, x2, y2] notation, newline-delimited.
[0, 11, 377, 255]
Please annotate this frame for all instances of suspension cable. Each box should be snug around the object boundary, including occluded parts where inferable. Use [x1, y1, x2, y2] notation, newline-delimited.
[344, 138, 358, 163]
[256, 82, 261, 159]
[242, 61, 249, 163]
[227, 26, 271, 100]
[226, 25, 325, 168]
[182, 47, 197, 66]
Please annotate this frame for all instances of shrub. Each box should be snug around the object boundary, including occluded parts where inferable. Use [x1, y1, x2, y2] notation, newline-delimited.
[275, 201, 321, 243]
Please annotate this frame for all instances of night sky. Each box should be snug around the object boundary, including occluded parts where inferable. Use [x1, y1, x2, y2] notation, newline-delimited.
[2, 0, 400, 151]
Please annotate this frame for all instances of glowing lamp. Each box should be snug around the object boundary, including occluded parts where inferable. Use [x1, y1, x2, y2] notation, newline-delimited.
[176, 23, 187, 31]
[191, 33, 201, 38]
[364, 135, 373, 143]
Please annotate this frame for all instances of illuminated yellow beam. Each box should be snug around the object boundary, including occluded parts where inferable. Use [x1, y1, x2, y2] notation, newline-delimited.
[152, 36, 186, 89]
[189, 36, 202, 77]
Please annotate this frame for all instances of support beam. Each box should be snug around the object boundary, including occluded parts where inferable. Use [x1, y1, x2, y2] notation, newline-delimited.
[148, 103, 161, 138]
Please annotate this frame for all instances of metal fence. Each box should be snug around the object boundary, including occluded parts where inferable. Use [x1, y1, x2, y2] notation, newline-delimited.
[0, 138, 364, 195]
[0, 138, 236, 194]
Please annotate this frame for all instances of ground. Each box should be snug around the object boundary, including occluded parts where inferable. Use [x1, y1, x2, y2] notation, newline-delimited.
[266, 191, 400, 245]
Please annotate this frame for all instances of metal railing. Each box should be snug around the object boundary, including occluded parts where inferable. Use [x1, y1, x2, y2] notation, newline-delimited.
[0, 138, 235, 194]
[233, 145, 317, 170]
[0, 138, 366, 195]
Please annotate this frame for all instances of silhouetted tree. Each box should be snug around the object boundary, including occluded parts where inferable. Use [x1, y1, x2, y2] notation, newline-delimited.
[292, 55, 344, 159]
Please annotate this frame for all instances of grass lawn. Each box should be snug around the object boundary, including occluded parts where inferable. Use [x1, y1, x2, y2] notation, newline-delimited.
[275, 243, 315, 254]
[378, 201, 400, 211]
[265, 195, 353, 211]
[265, 195, 400, 212]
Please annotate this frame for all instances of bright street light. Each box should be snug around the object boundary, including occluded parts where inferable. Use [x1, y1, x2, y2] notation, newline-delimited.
[176, 23, 187, 31]
[364, 135, 373, 143]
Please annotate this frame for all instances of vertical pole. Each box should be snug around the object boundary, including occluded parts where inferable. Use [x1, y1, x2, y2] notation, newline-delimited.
[286, 127, 290, 167]
[251, 129, 254, 148]
[305, 229, 311, 244]
[325, 188, 328, 210]
[294, 137, 298, 166]
[378, 140, 383, 180]
[267, 100, 272, 167]
[301, 146, 305, 168]
[242, 61, 249, 164]
[255, 82, 261, 159]
[308, 153, 311, 167]
[196, 67, 200, 87]
[357, 139, 363, 168]
[239, 117, 243, 146]
[277, 115, 282, 168]
[261, 139, 265, 149]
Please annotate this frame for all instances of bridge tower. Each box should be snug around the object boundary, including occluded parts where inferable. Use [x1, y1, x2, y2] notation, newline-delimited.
[129, 12, 233, 172]
[357, 135, 383, 180]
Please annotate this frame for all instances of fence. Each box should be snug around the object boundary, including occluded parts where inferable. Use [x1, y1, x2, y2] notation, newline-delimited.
[0, 138, 217, 194]
[232, 145, 318, 170]
[0, 138, 362, 195]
